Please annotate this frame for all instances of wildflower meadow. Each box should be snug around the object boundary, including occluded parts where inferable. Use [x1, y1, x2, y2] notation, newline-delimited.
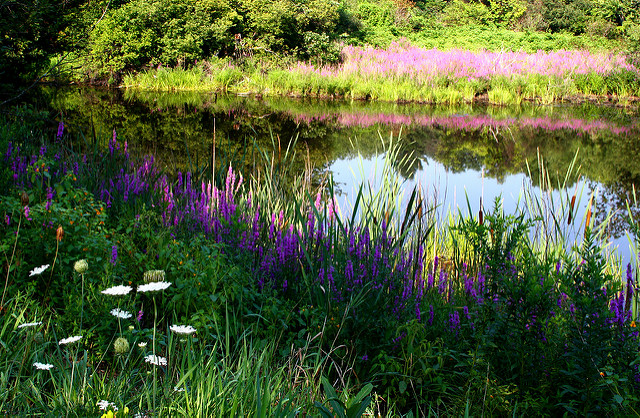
[2, 108, 640, 416]
[125, 41, 640, 105]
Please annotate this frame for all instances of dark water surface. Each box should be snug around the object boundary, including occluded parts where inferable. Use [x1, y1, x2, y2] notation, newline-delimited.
[29, 86, 640, 264]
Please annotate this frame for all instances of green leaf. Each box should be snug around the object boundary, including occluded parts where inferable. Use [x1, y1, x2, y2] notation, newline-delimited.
[399, 380, 407, 394]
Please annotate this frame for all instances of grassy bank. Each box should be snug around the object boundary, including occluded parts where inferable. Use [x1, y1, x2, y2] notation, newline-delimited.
[1, 108, 640, 415]
[123, 41, 640, 106]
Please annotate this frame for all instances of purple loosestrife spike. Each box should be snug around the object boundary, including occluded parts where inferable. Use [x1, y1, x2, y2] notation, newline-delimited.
[625, 263, 634, 313]
[428, 305, 434, 325]
[56, 122, 64, 140]
[137, 310, 143, 322]
[449, 311, 460, 334]
[111, 245, 118, 265]
[45, 187, 53, 211]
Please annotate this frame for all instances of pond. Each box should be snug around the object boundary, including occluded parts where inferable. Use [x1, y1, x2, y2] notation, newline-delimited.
[28, 86, 640, 265]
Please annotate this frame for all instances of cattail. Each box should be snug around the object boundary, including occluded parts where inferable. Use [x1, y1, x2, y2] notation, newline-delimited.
[585, 207, 592, 234]
[479, 208, 483, 226]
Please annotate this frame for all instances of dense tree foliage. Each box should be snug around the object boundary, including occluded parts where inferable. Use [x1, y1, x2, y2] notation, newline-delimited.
[2, 0, 640, 84]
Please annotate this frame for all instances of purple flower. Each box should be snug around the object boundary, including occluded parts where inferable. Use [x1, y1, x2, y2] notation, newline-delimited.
[23, 206, 32, 221]
[137, 310, 143, 322]
[45, 187, 53, 211]
[111, 245, 118, 265]
[449, 311, 460, 334]
[56, 121, 64, 140]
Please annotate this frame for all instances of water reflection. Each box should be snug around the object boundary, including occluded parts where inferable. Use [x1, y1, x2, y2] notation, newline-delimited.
[35, 87, 640, 257]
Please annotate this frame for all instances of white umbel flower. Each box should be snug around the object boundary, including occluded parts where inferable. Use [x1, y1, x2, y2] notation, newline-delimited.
[18, 321, 43, 328]
[101, 285, 132, 296]
[29, 264, 49, 276]
[169, 325, 196, 335]
[110, 308, 132, 319]
[33, 362, 54, 370]
[59, 335, 82, 345]
[97, 400, 118, 411]
[144, 354, 167, 366]
[137, 281, 172, 293]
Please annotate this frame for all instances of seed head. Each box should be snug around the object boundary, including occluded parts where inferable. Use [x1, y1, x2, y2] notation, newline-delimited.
[74, 259, 88, 274]
[114, 337, 130, 355]
[143, 270, 165, 283]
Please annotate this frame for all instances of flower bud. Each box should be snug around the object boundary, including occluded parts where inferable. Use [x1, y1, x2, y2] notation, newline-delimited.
[74, 259, 88, 274]
[143, 270, 165, 283]
[113, 337, 130, 355]
[56, 225, 64, 242]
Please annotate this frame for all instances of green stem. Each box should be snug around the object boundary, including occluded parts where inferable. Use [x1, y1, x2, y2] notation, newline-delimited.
[153, 295, 157, 414]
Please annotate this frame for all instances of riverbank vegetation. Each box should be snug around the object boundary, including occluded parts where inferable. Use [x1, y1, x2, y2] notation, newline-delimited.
[2, 101, 640, 415]
[3, 0, 640, 104]
[123, 44, 640, 104]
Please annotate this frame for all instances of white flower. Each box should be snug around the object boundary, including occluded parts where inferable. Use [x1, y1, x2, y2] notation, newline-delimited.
[59, 335, 82, 345]
[97, 400, 118, 411]
[110, 308, 132, 319]
[169, 325, 196, 335]
[138, 342, 147, 348]
[144, 354, 167, 366]
[137, 281, 172, 293]
[33, 362, 54, 370]
[29, 264, 49, 277]
[101, 285, 132, 296]
[18, 321, 43, 328]
[174, 386, 185, 392]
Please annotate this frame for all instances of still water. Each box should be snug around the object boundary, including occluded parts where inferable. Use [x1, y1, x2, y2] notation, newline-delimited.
[35, 87, 640, 264]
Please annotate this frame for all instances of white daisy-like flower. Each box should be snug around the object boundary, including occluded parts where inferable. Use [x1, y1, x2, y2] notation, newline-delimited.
[101, 285, 132, 296]
[144, 354, 167, 366]
[174, 386, 185, 392]
[33, 362, 54, 370]
[138, 342, 147, 348]
[97, 400, 118, 411]
[18, 321, 43, 328]
[110, 308, 132, 319]
[137, 281, 172, 293]
[29, 264, 50, 277]
[169, 325, 196, 335]
[59, 335, 82, 345]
